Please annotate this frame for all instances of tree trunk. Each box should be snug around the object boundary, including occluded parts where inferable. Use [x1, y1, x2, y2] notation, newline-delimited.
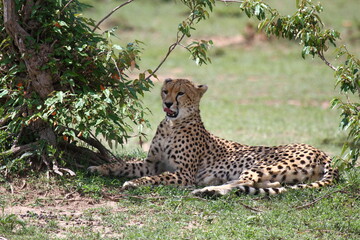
[3, 0, 56, 146]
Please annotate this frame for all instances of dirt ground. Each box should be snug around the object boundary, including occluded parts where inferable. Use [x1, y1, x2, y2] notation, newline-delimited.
[1, 179, 122, 239]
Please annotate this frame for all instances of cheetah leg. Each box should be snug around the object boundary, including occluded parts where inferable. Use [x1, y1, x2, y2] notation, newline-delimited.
[191, 180, 286, 197]
[191, 182, 239, 197]
[87, 159, 156, 178]
[122, 170, 195, 189]
[192, 169, 284, 197]
[254, 181, 281, 188]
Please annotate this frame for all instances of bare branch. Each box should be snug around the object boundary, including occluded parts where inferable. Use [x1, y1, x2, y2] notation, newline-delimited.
[217, 0, 244, 4]
[237, 200, 263, 212]
[318, 50, 337, 71]
[62, 126, 120, 162]
[145, 42, 178, 81]
[58, 141, 111, 165]
[145, 17, 195, 81]
[92, 0, 135, 32]
[88, 131, 121, 161]
[60, 0, 75, 14]
[294, 189, 342, 210]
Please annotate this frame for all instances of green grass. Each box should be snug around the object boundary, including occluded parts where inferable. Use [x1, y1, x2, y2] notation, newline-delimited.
[1, 0, 360, 239]
[1, 169, 360, 239]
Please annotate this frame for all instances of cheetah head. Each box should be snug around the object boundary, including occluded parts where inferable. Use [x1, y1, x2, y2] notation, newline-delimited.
[161, 78, 208, 120]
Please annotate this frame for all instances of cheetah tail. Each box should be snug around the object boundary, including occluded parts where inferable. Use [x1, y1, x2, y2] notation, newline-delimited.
[234, 185, 288, 195]
[287, 160, 338, 191]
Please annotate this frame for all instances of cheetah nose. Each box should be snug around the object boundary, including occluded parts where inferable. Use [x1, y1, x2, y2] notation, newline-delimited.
[164, 102, 173, 108]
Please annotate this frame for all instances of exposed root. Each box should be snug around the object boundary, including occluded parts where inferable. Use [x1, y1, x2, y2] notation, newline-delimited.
[0, 142, 39, 157]
[58, 141, 113, 166]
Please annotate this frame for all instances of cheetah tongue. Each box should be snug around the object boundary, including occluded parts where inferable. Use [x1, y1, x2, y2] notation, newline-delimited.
[164, 108, 175, 115]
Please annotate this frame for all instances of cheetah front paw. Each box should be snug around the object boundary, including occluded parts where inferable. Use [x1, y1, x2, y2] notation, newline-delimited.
[191, 186, 231, 198]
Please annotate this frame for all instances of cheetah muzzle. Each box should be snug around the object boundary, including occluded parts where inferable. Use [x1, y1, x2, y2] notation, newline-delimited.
[163, 107, 178, 118]
[88, 78, 338, 196]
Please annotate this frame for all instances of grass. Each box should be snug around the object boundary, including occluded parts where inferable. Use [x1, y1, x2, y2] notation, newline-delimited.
[1, 0, 360, 239]
[1, 169, 360, 239]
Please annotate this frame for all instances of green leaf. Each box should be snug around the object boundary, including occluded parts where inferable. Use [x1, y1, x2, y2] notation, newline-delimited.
[56, 91, 65, 103]
[0, 89, 9, 98]
[75, 98, 85, 108]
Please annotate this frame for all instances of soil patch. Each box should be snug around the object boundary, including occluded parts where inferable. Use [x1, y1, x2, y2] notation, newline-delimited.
[1, 178, 123, 239]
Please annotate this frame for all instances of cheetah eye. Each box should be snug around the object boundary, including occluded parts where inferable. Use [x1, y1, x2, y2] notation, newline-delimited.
[163, 90, 168, 95]
[177, 92, 185, 96]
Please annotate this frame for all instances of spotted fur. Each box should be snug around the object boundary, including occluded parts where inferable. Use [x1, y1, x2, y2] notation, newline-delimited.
[88, 78, 338, 196]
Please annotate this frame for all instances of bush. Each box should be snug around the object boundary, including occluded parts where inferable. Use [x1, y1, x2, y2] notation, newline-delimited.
[0, 0, 213, 175]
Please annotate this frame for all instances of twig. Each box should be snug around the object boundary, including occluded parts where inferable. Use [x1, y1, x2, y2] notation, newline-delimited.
[60, 0, 75, 14]
[318, 50, 337, 71]
[238, 201, 263, 212]
[112, 57, 123, 81]
[217, 0, 244, 3]
[8, 183, 14, 194]
[92, 0, 135, 32]
[294, 189, 342, 210]
[145, 17, 195, 81]
[64, 190, 77, 199]
[62, 126, 117, 161]
[145, 42, 178, 81]
[20, 180, 27, 190]
[88, 130, 120, 162]
[58, 141, 109, 165]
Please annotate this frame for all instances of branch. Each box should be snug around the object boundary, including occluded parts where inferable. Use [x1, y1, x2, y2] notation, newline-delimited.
[145, 18, 194, 81]
[92, 0, 135, 32]
[88, 131, 121, 161]
[145, 42, 179, 81]
[60, 0, 75, 14]
[294, 189, 342, 210]
[63, 127, 121, 162]
[237, 200, 263, 212]
[318, 50, 337, 71]
[217, 0, 244, 3]
[58, 141, 111, 166]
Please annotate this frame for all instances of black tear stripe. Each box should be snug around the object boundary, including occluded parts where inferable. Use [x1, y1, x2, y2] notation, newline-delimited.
[175, 93, 183, 107]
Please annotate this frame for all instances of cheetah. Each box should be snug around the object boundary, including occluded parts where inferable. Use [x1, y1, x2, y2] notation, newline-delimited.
[88, 78, 338, 196]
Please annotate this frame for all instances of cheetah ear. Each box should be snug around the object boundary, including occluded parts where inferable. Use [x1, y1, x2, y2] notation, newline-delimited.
[164, 78, 173, 84]
[197, 84, 208, 97]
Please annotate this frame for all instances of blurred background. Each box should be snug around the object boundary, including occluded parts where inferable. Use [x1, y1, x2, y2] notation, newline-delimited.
[82, 0, 359, 156]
